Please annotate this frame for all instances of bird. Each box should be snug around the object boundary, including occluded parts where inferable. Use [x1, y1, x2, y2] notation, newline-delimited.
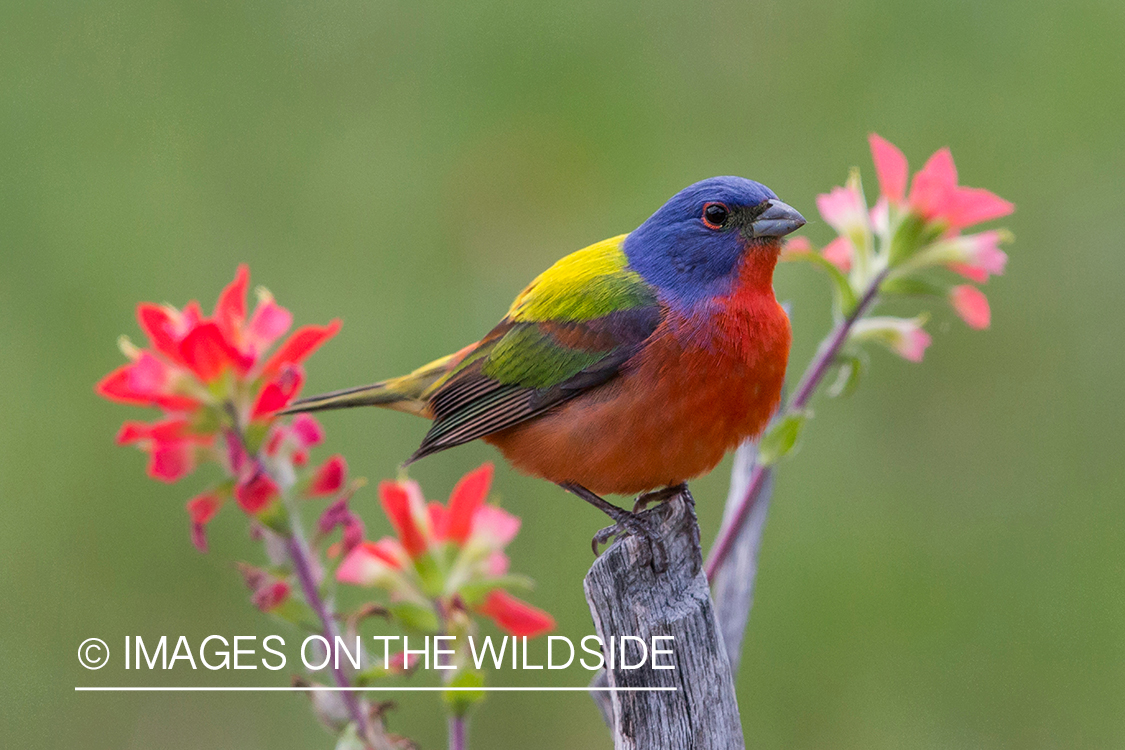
[283, 176, 804, 567]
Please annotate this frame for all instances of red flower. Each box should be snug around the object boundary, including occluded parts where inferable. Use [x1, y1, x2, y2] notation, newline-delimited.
[259, 321, 342, 381]
[264, 413, 324, 467]
[317, 495, 365, 557]
[379, 480, 430, 558]
[476, 590, 556, 638]
[97, 353, 201, 412]
[440, 463, 493, 544]
[308, 455, 348, 497]
[336, 539, 408, 590]
[851, 317, 933, 363]
[251, 364, 305, 419]
[944, 230, 1009, 283]
[236, 471, 280, 515]
[245, 291, 293, 353]
[97, 264, 341, 430]
[372, 464, 518, 562]
[186, 490, 224, 552]
[251, 581, 291, 613]
[290, 414, 324, 447]
[238, 563, 292, 613]
[116, 418, 213, 483]
[820, 236, 853, 273]
[781, 235, 853, 274]
[179, 321, 251, 380]
[869, 133, 909, 203]
[816, 183, 868, 238]
[98, 265, 344, 549]
[339, 465, 553, 638]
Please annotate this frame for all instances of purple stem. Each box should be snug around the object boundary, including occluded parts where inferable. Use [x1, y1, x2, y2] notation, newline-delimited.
[223, 416, 373, 743]
[449, 715, 467, 750]
[704, 273, 886, 581]
[287, 516, 373, 743]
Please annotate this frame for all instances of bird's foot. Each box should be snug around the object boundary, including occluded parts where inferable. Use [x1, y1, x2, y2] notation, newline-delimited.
[632, 482, 689, 513]
[591, 512, 668, 573]
[631, 484, 701, 575]
[559, 482, 669, 573]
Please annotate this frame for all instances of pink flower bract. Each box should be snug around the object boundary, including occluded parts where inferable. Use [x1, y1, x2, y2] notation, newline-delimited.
[821, 236, 853, 272]
[896, 326, 933, 363]
[950, 285, 991, 329]
[816, 184, 868, 237]
[867, 133, 1014, 231]
[869, 133, 909, 204]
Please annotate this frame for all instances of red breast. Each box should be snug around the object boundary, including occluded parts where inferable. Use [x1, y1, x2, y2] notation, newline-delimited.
[485, 249, 790, 495]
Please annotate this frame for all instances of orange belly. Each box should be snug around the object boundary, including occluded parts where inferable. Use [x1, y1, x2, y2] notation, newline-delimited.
[484, 297, 790, 496]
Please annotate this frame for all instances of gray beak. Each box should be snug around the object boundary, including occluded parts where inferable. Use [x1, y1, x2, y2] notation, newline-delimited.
[750, 199, 806, 238]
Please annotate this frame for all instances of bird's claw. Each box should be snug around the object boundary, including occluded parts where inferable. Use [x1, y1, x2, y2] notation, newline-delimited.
[591, 512, 669, 573]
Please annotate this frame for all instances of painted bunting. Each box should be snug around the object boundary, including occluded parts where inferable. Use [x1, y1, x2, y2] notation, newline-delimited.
[284, 177, 804, 562]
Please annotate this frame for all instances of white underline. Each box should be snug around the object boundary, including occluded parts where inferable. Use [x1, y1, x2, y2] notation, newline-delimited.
[75, 686, 676, 692]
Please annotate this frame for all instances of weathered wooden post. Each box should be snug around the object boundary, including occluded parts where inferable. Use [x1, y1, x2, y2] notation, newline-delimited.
[583, 493, 745, 750]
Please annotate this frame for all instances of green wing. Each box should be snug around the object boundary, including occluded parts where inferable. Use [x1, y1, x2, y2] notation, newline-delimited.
[408, 235, 661, 463]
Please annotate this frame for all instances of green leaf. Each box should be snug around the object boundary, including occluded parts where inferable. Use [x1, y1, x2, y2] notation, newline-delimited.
[192, 407, 223, 436]
[268, 598, 321, 633]
[443, 669, 486, 717]
[457, 574, 535, 606]
[757, 412, 809, 466]
[412, 552, 444, 598]
[354, 662, 396, 686]
[828, 354, 865, 399]
[255, 500, 290, 536]
[887, 214, 925, 265]
[243, 421, 271, 455]
[389, 602, 441, 634]
[843, 168, 874, 282]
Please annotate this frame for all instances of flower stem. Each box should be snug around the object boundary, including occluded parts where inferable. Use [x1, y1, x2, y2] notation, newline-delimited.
[224, 412, 374, 746]
[704, 271, 887, 581]
[449, 715, 467, 750]
[287, 512, 374, 744]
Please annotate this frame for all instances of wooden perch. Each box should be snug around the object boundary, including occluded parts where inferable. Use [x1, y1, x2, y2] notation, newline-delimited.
[583, 493, 745, 750]
[709, 440, 774, 674]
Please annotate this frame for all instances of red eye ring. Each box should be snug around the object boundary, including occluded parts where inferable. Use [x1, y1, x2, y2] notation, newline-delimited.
[702, 202, 730, 230]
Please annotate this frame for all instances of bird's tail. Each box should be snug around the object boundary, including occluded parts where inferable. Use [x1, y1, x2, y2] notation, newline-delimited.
[279, 379, 425, 416]
[279, 346, 472, 418]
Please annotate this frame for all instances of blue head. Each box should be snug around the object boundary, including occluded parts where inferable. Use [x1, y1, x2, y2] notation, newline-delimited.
[623, 176, 805, 307]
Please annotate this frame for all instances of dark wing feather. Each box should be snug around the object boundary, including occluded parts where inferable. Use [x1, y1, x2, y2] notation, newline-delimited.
[407, 305, 661, 463]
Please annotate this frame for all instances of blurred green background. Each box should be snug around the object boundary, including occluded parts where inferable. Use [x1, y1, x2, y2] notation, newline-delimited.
[3, 0, 1124, 747]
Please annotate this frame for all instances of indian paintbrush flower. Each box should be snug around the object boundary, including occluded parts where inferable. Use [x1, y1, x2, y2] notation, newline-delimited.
[97, 264, 340, 483]
[337, 463, 555, 639]
[709, 136, 1015, 580]
[785, 133, 1013, 365]
[96, 265, 341, 547]
[98, 266, 557, 748]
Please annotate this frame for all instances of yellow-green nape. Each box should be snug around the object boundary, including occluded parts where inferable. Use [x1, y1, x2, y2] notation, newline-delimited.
[507, 235, 655, 323]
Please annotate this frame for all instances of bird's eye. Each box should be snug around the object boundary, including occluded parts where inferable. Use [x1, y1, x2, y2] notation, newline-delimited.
[702, 202, 730, 229]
